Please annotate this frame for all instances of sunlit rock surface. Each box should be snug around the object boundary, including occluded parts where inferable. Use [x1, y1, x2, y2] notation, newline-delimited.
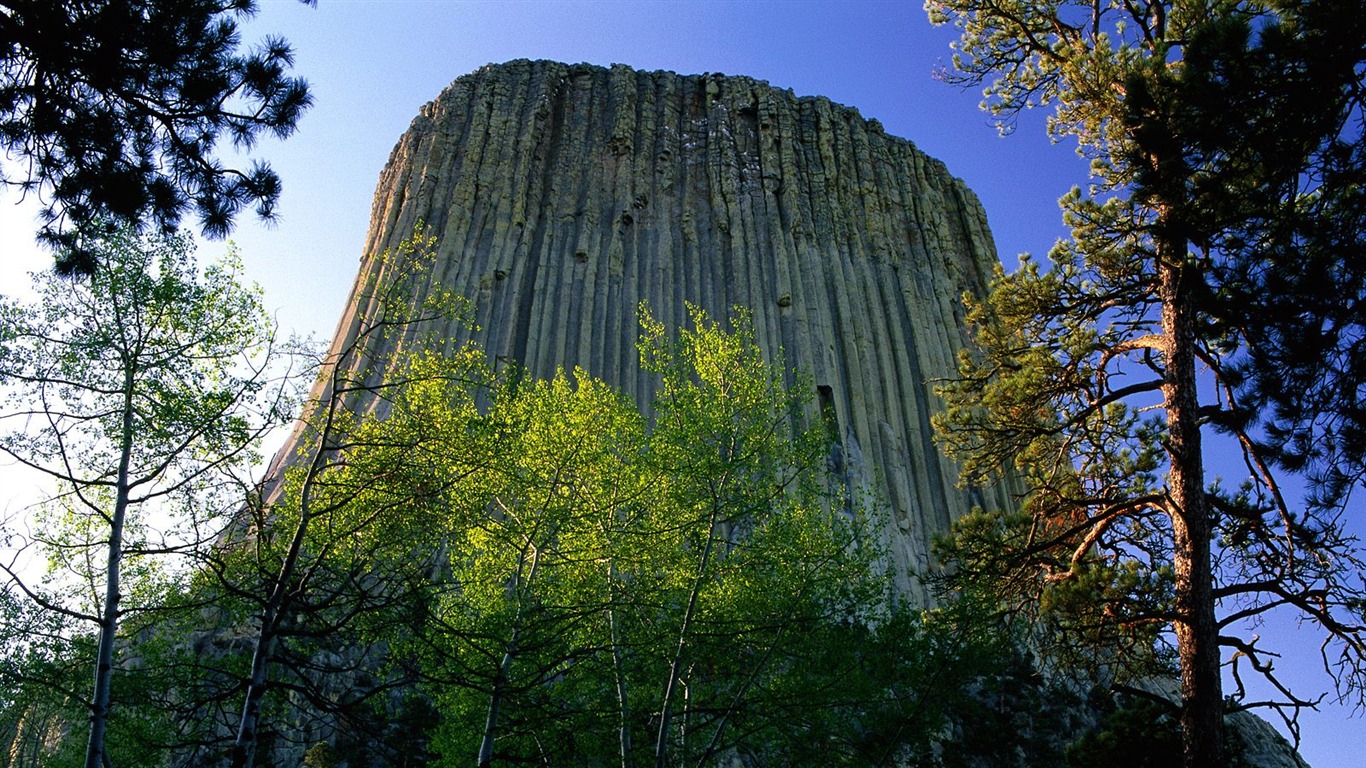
[212, 59, 1309, 768]
[321, 59, 1014, 600]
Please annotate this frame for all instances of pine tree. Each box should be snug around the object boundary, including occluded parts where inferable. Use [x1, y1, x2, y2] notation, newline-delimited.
[0, 0, 314, 274]
[926, 1, 1366, 765]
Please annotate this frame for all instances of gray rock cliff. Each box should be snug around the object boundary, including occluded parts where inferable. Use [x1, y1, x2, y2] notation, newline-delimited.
[326, 59, 1014, 600]
[275, 60, 1307, 768]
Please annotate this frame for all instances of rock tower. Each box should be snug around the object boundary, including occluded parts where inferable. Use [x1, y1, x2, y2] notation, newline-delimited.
[325, 59, 1014, 598]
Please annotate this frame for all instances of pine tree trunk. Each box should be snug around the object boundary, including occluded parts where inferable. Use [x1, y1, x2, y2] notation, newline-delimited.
[1159, 255, 1223, 768]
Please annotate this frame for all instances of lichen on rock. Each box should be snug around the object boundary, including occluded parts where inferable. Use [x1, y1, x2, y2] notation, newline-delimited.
[336, 59, 1014, 600]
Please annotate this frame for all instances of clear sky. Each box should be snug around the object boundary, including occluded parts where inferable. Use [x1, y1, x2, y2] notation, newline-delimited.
[0, 0, 1358, 763]
[205, 0, 1089, 338]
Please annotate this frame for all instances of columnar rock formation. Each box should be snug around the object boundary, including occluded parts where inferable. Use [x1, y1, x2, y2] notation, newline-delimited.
[326, 59, 1013, 598]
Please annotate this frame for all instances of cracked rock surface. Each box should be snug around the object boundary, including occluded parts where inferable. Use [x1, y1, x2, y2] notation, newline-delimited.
[319, 59, 1013, 598]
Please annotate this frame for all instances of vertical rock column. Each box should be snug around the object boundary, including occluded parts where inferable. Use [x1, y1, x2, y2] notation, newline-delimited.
[322, 59, 1011, 600]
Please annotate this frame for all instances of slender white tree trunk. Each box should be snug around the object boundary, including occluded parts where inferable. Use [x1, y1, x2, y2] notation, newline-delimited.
[479, 540, 540, 768]
[654, 505, 719, 768]
[84, 377, 135, 768]
[607, 561, 632, 768]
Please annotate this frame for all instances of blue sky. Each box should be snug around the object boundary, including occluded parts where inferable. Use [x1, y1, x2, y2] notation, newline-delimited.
[0, 0, 1358, 762]
[220, 0, 1091, 337]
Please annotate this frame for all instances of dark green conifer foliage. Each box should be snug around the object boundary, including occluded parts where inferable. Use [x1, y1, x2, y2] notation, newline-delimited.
[0, 0, 314, 274]
[927, 1, 1366, 766]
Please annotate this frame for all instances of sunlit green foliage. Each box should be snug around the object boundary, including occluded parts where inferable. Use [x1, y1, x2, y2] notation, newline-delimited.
[323, 305, 887, 767]
[221, 224, 484, 768]
[250, 303, 1071, 768]
[0, 232, 1167, 766]
[0, 227, 293, 767]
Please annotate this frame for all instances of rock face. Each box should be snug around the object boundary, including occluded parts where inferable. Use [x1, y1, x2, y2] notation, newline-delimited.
[332, 59, 1013, 599]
